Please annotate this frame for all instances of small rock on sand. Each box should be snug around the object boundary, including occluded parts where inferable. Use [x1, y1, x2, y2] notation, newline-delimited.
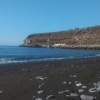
[70, 93, 78, 97]
[70, 75, 77, 78]
[65, 93, 78, 97]
[96, 81, 100, 92]
[35, 97, 43, 100]
[80, 95, 95, 100]
[75, 82, 82, 87]
[35, 76, 47, 81]
[68, 81, 72, 85]
[78, 89, 84, 93]
[38, 83, 45, 89]
[0, 90, 3, 94]
[32, 96, 36, 99]
[62, 81, 67, 85]
[58, 90, 70, 94]
[37, 90, 44, 94]
[82, 86, 87, 89]
[88, 88, 96, 93]
[46, 95, 56, 100]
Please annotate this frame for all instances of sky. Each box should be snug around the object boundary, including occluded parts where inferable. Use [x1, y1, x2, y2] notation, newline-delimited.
[0, 0, 100, 45]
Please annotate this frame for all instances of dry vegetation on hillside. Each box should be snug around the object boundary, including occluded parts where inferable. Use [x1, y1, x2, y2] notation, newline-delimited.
[23, 25, 100, 47]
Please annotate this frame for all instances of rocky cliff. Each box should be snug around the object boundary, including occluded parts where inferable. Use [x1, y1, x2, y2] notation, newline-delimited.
[22, 25, 100, 48]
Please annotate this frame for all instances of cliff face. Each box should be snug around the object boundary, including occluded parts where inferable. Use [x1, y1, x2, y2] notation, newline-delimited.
[23, 25, 100, 48]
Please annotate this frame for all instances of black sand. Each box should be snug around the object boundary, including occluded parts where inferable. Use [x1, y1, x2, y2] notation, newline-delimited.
[0, 57, 100, 100]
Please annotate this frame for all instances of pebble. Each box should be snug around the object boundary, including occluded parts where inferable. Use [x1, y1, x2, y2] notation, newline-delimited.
[35, 97, 43, 100]
[88, 88, 96, 93]
[93, 82, 97, 86]
[0, 90, 3, 94]
[62, 81, 67, 85]
[37, 90, 44, 94]
[58, 90, 70, 94]
[80, 94, 95, 100]
[32, 96, 36, 99]
[68, 81, 72, 85]
[75, 82, 82, 87]
[70, 93, 78, 97]
[35, 76, 47, 81]
[78, 89, 84, 93]
[65, 93, 79, 97]
[65, 94, 70, 97]
[38, 83, 45, 89]
[70, 75, 77, 78]
[96, 81, 100, 92]
[46, 95, 56, 100]
[82, 85, 87, 89]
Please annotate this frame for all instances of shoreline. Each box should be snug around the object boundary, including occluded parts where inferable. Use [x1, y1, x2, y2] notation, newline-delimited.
[0, 55, 100, 65]
[0, 57, 100, 100]
[20, 45, 100, 50]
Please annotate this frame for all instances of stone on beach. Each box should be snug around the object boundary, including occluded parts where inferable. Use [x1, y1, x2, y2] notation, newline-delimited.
[66, 93, 79, 97]
[68, 81, 72, 85]
[70, 93, 78, 97]
[80, 94, 95, 100]
[65, 94, 70, 97]
[96, 81, 100, 92]
[88, 81, 100, 93]
[32, 96, 36, 99]
[37, 90, 44, 94]
[38, 83, 45, 89]
[82, 85, 87, 89]
[78, 89, 84, 93]
[75, 82, 82, 87]
[88, 88, 96, 93]
[0, 90, 3, 94]
[46, 95, 56, 100]
[62, 81, 67, 85]
[58, 90, 70, 94]
[35, 76, 47, 81]
[69, 74, 77, 78]
[35, 97, 43, 100]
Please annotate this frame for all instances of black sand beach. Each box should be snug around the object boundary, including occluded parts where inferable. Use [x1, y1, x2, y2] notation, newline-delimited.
[0, 57, 100, 100]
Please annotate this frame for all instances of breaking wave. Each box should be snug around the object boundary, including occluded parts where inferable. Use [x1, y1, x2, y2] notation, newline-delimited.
[0, 57, 67, 64]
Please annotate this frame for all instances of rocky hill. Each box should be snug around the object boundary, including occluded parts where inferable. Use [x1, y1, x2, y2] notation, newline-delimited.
[22, 25, 100, 48]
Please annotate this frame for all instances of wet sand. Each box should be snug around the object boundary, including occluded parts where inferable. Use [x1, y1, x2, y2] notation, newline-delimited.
[0, 57, 100, 100]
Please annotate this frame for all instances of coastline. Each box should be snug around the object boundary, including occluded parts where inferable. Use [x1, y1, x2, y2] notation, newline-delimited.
[0, 57, 100, 100]
[20, 45, 100, 50]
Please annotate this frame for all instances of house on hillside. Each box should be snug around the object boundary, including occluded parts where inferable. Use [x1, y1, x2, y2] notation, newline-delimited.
[52, 43, 66, 47]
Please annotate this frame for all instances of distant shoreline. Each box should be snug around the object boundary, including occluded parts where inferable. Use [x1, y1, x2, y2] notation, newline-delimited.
[0, 56, 100, 65]
[22, 25, 100, 50]
[20, 45, 100, 50]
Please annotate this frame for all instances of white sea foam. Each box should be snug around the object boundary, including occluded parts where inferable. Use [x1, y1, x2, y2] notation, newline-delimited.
[96, 54, 100, 56]
[0, 57, 66, 64]
[0, 53, 100, 64]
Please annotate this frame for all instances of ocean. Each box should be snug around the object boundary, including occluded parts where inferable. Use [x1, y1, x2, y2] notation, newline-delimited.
[0, 46, 100, 64]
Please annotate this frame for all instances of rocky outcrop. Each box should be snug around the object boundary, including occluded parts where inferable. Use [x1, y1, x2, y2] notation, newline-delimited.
[22, 25, 100, 48]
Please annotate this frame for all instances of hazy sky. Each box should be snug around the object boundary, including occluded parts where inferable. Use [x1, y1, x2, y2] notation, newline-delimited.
[0, 0, 100, 45]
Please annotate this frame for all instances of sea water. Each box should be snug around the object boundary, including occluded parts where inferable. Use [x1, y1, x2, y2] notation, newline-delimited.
[0, 46, 100, 64]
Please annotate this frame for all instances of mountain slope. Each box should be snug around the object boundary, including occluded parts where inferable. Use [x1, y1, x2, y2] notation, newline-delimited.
[23, 25, 100, 48]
